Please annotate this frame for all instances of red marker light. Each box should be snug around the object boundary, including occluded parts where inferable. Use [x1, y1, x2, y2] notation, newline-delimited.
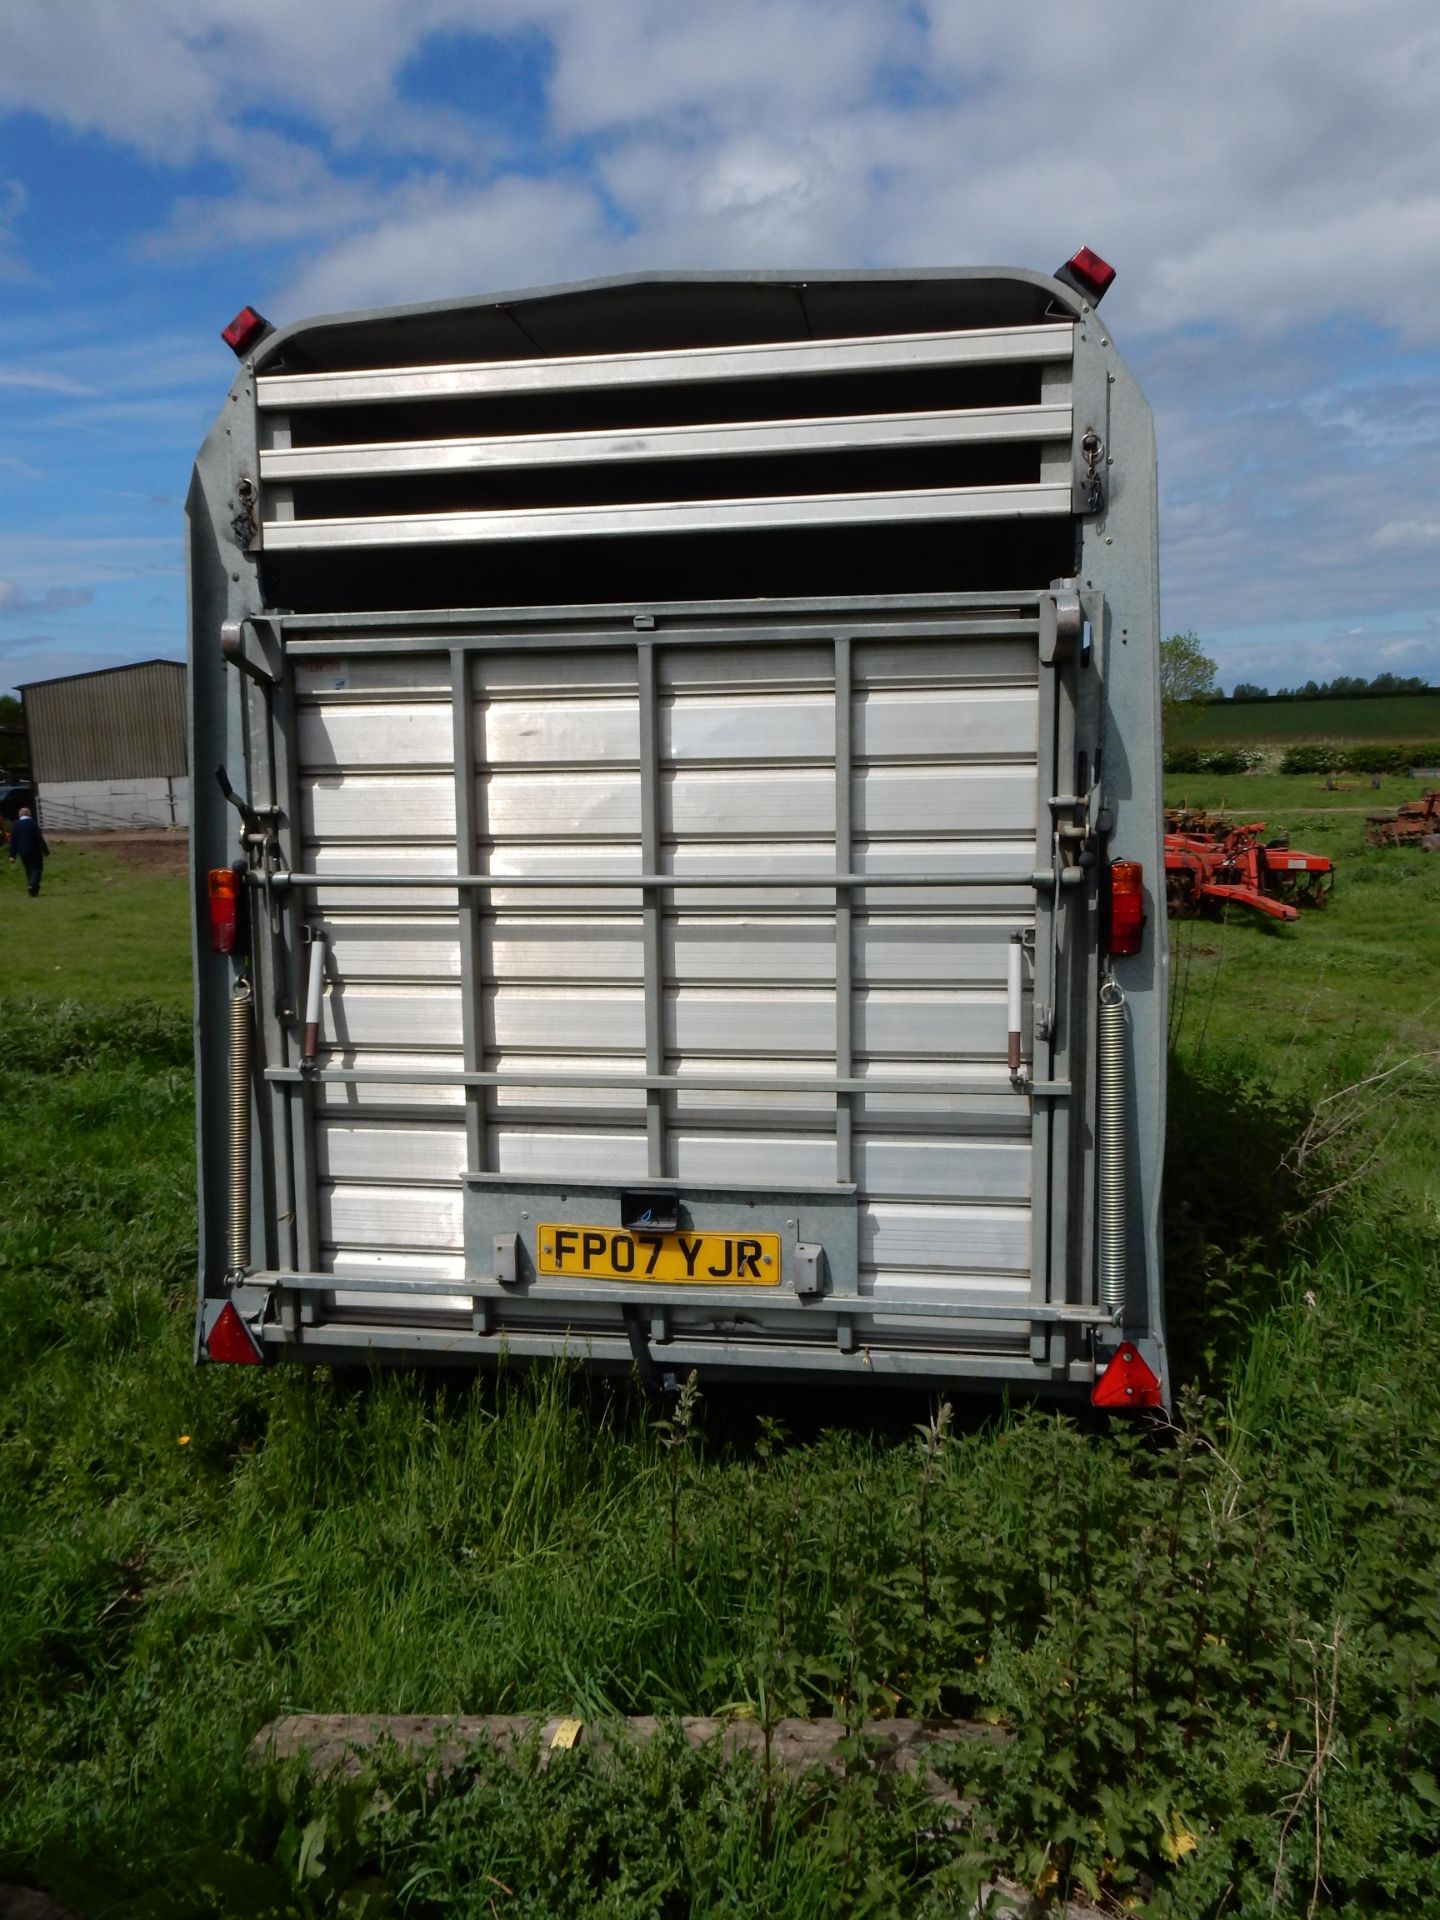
[221, 306, 270, 355]
[1091, 1342, 1163, 1409]
[1106, 859, 1145, 957]
[206, 1301, 263, 1365]
[208, 867, 241, 954]
[1055, 247, 1116, 305]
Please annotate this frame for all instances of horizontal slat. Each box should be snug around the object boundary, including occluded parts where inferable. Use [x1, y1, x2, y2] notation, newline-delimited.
[662, 765, 1037, 840]
[659, 917, 1024, 988]
[862, 1273, 1030, 1304]
[487, 1053, 648, 1114]
[660, 686, 1037, 765]
[294, 655, 451, 696]
[490, 1128, 650, 1182]
[319, 981, 1020, 1058]
[309, 1049, 1028, 1120]
[855, 766, 1037, 836]
[486, 770, 641, 838]
[300, 838, 1039, 911]
[317, 1123, 468, 1181]
[321, 1183, 464, 1251]
[299, 701, 453, 769]
[258, 324, 1075, 410]
[483, 697, 637, 767]
[855, 687, 1037, 761]
[304, 775, 457, 840]
[317, 1050, 466, 1110]
[857, 1137, 1030, 1201]
[324, 985, 462, 1048]
[305, 844, 459, 909]
[657, 638, 1036, 692]
[861, 1203, 1030, 1274]
[482, 918, 644, 983]
[263, 484, 1071, 550]
[260, 404, 1073, 483]
[315, 1123, 1025, 1202]
[321, 921, 463, 980]
[470, 843, 642, 910]
[294, 685, 1038, 774]
[476, 763, 1039, 841]
[465, 915, 1028, 989]
[327, 1252, 466, 1280]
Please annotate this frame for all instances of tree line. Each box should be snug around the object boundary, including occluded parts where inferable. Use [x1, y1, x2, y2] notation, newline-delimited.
[1159, 633, 1436, 735]
[1225, 671, 1434, 702]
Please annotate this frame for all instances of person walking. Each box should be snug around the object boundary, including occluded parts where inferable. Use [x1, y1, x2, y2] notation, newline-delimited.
[8, 807, 49, 896]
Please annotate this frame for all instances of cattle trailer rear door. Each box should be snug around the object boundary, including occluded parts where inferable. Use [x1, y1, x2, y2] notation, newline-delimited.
[221, 592, 1111, 1387]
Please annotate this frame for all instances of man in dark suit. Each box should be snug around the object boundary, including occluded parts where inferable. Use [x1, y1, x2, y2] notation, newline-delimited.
[9, 807, 49, 896]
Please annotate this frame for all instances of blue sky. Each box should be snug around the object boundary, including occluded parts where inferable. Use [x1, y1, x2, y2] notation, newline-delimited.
[1, 0, 1436, 696]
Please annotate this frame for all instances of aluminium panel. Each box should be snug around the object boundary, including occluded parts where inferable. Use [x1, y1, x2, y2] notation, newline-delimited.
[262, 484, 1071, 551]
[259, 403, 1073, 482]
[295, 615, 1044, 1326]
[257, 323, 1075, 410]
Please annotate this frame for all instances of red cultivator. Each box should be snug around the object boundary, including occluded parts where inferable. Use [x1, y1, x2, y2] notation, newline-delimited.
[1365, 788, 1440, 849]
[1164, 812, 1334, 922]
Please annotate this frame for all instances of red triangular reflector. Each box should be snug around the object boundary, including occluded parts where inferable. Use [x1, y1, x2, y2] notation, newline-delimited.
[207, 1300, 262, 1365]
[1091, 1342, 1162, 1409]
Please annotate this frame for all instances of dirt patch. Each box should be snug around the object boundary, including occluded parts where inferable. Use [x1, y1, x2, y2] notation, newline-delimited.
[51, 831, 189, 876]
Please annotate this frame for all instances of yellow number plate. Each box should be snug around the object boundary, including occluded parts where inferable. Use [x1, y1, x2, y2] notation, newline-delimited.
[538, 1224, 781, 1286]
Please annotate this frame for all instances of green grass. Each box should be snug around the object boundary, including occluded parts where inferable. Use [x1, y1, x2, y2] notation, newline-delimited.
[1170, 692, 1440, 748]
[1159, 780, 1439, 1221]
[1, 840, 191, 1008]
[1164, 771, 1423, 816]
[3, 826, 1440, 1915]
[1158, 775, 1440, 1074]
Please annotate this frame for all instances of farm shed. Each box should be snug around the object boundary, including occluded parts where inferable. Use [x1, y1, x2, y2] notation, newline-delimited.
[18, 658, 189, 830]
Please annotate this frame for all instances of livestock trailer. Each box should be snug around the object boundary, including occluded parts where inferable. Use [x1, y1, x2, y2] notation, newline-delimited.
[189, 258, 1168, 1403]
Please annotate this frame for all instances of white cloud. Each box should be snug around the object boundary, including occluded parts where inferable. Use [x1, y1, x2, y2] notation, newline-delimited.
[0, 0, 490, 162]
[0, 578, 94, 617]
[540, 0, 908, 137]
[0, 364, 94, 395]
[1372, 519, 1440, 552]
[278, 171, 614, 314]
[1, 0, 1437, 340]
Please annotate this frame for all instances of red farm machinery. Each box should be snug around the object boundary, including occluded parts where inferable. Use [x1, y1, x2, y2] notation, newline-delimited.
[1365, 788, 1440, 849]
[1164, 811, 1334, 923]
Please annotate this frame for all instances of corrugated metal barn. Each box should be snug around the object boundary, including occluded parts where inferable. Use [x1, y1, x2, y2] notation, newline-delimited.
[19, 658, 189, 830]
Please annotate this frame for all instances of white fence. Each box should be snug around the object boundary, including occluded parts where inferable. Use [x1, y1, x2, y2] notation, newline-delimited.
[37, 776, 190, 833]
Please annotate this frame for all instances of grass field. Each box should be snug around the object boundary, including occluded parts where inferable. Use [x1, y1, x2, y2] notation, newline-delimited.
[1163, 772, 1423, 815]
[1169, 692, 1440, 748]
[1, 834, 191, 1008]
[3, 828, 1439, 1917]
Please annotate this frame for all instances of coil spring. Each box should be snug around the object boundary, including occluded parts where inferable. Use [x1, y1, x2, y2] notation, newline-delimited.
[1096, 980, 1127, 1313]
[228, 980, 253, 1274]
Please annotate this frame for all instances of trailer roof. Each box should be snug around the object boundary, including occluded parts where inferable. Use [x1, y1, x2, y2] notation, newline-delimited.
[254, 267, 1088, 378]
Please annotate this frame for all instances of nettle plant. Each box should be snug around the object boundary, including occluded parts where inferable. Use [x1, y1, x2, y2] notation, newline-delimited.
[665, 1366, 1440, 1915]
